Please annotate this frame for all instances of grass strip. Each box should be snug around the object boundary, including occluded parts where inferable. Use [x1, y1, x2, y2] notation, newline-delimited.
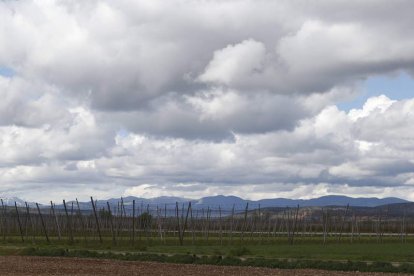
[18, 246, 414, 274]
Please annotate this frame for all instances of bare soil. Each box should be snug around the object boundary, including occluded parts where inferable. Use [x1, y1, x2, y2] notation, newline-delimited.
[0, 256, 411, 276]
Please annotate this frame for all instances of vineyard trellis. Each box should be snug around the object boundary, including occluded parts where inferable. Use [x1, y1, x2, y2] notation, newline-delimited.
[0, 197, 412, 246]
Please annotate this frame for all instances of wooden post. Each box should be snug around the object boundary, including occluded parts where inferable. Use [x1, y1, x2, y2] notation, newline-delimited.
[267, 214, 272, 240]
[23, 202, 28, 240]
[121, 198, 126, 241]
[107, 202, 116, 245]
[249, 211, 255, 241]
[0, 199, 6, 241]
[146, 204, 151, 241]
[24, 202, 33, 242]
[90, 197, 103, 243]
[272, 217, 278, 238]
[290, 204, 299, 245]
[75, 199, 87, 242]
[36, 203, 49, 243]
[156, 205, 163, 242]
[323, 208, 329, 244]
[401, 207, 406, 243]
[70, 202, 74, 236]
[50, 201, 61, 241]
[351, 212, 355, 243]
[218, 205, 223, 246]
[286, 208, 291, 242]
[241, 202, 249, 241]
[190, 204, 195, 245]
[338, 204, 349, 243]
[116, 201, 121, 238]
[200, 208, 205, 240]
[14, 202, 24, 242]
[206, 206, 211, 242]
[376, 209, 381, 243]
[117, 199, 124, 240]
[179, 202, 191, 245]
[195, 209, 199, 242]
[279, 211, 283, 235]
[278, 211, 285, 237]
[175, 202, 181, 245]
[258, 204, 262, 244]
[382, 205, 389, 242]
[229, 204, 235, 244]
[132, 200, 136, 245]
[164, 204, 167, 242]
[63, 200, 74, 244]
[356, 215, 361, 241]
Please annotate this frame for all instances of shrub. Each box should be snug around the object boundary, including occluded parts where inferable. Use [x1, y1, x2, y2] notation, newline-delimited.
[228, 246, 251, 256]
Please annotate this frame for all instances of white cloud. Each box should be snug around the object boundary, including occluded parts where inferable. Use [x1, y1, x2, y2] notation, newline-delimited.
[1, 95, 414, 202]
[198, 39, 266, 85]
[1, 0, 414, 202]
[349, 95, 395, 121]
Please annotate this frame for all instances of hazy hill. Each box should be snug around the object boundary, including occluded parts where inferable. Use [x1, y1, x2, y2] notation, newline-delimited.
[1, 194, 409, 210]
[0, 196, 33, 207]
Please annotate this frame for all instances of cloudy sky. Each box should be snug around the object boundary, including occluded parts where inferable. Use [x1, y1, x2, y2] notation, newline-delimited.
[1, 0, 414, 203]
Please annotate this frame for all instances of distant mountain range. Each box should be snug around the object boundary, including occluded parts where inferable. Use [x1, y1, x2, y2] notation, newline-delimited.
[195, 195, 409, 208]
[0, 197, 31, 207]
[0, 194, 409, 209]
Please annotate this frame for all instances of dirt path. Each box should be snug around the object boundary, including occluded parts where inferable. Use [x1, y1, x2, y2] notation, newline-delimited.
[0, 256, 411, 276]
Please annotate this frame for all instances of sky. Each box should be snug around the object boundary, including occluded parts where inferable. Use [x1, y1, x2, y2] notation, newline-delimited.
[1, 0, 414, 203]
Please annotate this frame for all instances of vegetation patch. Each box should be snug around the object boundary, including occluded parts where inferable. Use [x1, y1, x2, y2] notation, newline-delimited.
[228, 246, 251, 257]
[18, 246, 414, 274]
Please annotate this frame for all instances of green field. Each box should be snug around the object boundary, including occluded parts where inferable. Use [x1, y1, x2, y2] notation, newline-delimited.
[2, 236, 414, 266]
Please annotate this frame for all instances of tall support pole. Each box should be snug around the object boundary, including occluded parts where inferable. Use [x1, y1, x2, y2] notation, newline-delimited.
[90, 197, 103, 243]
[290, 204, 299, 245]
[132, 200, 136, 245]
[322, 208, 328, 244]
[116, 201, 121, 238]
[206, 206, 211, 242]
[36, 203, 49, 243]
[25, 202, 36, 242]
[267, 214, 272, 240]
[63, 200, 74, 244]
[23, 202, 29, 240]
[156, 205, 163, 242]
[190, 204, 194, 245]
[146, 204, 151, 241]
[75, 199, 87, 242]
[338, 204, 349, 243]
[0, 199, 6, 241]
[351, 212, 355, 243]
[241, 202, 249, 241]
[14, 202, 24, 242]
[120, 198, 125, 241]
[281, 209, 285, 238]
[218, 205, 223, 246]
[229, 204, 235, 245]
[107, 202, 116, 245]
[258, 204, 262, 244]
[179, 202, 191, 245]
[70, 202, 76, 238]
[400, 206, 407, 243]
[175, 202, 181, 245]
[139, 202, 143, 241]
[50, 201, 61, 241]
[286, 208, 291, 242]
[376, 209, 381, 243]
[164, 204, 167, 243]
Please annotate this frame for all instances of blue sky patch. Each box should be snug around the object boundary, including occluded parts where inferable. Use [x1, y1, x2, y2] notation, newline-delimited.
[337, 71, 414, 111]
[0, 66, 15, 78]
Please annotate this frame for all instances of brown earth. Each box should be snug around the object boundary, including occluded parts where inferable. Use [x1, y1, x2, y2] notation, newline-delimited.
[0, 256, 412, 276]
